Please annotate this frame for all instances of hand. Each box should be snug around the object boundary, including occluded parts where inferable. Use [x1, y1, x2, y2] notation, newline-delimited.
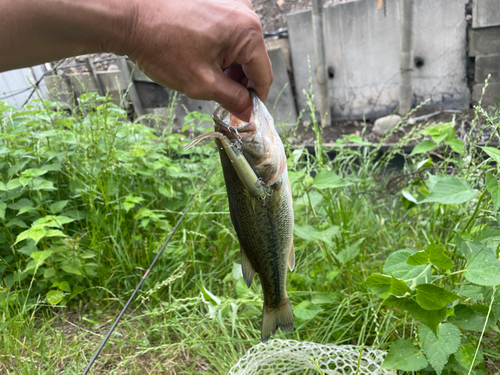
[121, 0, 273, 121]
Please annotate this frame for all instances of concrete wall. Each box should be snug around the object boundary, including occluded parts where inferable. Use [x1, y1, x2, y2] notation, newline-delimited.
[288, 0, 470, 120]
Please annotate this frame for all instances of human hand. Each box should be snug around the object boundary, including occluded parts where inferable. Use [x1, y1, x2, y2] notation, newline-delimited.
[120, 0, 273, 121]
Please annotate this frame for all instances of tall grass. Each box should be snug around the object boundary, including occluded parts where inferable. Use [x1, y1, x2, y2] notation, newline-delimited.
[0, 89, 499, 374]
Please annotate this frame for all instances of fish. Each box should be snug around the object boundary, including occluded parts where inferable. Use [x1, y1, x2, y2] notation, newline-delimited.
[184, 89, 295, 342]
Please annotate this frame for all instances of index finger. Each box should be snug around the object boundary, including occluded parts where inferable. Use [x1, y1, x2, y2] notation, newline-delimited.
[236, 33, 273, 104]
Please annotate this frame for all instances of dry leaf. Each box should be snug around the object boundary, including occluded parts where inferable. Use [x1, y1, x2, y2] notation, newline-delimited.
[277, 0, 286, 8]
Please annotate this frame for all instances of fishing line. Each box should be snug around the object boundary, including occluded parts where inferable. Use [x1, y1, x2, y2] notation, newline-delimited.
[82, 162, 217, 374]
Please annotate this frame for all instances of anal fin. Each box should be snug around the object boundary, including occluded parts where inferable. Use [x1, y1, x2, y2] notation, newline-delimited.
[241, 247, 256, 288]
[288, 242, 295, 271]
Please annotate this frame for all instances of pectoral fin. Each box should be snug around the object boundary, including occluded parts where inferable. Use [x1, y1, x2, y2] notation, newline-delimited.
[241, 247, 256, 288]
[288, 242, 295, 271]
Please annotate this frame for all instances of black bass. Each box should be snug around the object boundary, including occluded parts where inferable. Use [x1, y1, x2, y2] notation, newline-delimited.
[184, 90, 295, 342]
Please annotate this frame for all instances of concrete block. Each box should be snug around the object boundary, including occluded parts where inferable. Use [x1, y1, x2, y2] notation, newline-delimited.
[475, 54, 500, 83]
[472, 82, 500, 105]
[43, 75, 74, 108]
[267, 47, 297, 127]
[127, 60, 154, 82]
[287, 9, 316, 115]
[372, 114, 401, 136]
[473, 0, 500, 28]
[287, 0, 469, 120]
[68, 73, 98, 96]
[469, 27, 500, 56]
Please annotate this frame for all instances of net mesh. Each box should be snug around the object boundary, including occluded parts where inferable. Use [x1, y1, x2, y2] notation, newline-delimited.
[228, 340, 395, 375]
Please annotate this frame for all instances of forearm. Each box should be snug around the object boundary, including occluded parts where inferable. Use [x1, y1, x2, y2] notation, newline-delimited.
[0, 0, 134, 71]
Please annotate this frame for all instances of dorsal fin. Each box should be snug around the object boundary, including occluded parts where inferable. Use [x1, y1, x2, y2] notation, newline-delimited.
[240, 247, 256, 288]
[288, 242, 295, 271]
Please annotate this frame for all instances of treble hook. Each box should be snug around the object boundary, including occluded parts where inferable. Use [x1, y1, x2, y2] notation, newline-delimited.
[227, 123, 243, 143]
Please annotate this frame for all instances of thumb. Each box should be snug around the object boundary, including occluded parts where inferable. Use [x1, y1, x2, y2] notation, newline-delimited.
[211, 71, 252, 122]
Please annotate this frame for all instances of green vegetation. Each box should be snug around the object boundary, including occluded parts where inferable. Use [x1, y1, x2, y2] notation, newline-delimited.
[1, 90, 500, 374]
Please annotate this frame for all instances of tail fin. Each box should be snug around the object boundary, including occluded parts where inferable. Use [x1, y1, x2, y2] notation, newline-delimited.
[261, 297, 294, 343]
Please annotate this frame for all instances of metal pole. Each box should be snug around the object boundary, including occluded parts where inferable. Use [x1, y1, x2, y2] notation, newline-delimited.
[312, 0, 331, 125]
[399, 0, 414, 115]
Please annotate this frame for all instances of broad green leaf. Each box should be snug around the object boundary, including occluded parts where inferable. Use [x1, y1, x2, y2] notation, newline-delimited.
[481, 146, 500, 164]
[384, 296, 446, 333]
[15, 227, 46, 244]
[458, 240, 490, 262]
[46, 290, 64, 305]
[335, 238, 364, 264]
[416, 284, 459, 310]
[232, 263, 243, 280]
[486, 172, 500, 211]
[422, 175, 476, 204]
[49, 200, 69, 214]
[44, 267, 56, 279]
[0, 182, 6, 191]
[449, 304, 488, 332]
[18, 205, 35, 215]
[421, 124, 455, 144]
[407, 243, 454, 270]
[41, 163, 62, 172]
[293, 301, 323, 321]
[383, 249, 427, 283]
[382, 339, 428, 371]
[465, 250, 500, 286]
[21, 168, 47, 178]
[446, 138, 465, 155]
[460, 285, 483, 301]
[33, 215, 74, 228]
[294, 224, 339, 245]
[343, 134, 373, 146]
[235, 278, 250, 297]
[200, 286, 221, 305]
[390, 275, 412, 297]
[410, 140, 436, 156]
[364, 273, 391, 298]
[416, 157, 432, 170]
[57, 281, 71, 292]
[402, 189, 418, 203]
[6, 218, 28, 228]
[31, 178, 56, 191]
[0, 201, 6, 220]
[454, 343, 484, 370]
[17, 241, 37, 256]
[420, 323, 461, 375]
[6, 179, 22, 190]
[30, 250, 54, 267]
[158, 186, 175, 198]
[60, 262, 82, 276]
[313, 171, 352, 190]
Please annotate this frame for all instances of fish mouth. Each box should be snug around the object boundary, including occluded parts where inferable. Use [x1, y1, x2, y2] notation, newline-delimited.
[212, 89, 287, 187]
[212, 90, 265, 141]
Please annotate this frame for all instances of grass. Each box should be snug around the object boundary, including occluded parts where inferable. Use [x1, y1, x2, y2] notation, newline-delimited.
[0, 88, 499, 374]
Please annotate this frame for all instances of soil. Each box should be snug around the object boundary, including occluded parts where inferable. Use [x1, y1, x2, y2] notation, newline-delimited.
[293, 107, 495, 148]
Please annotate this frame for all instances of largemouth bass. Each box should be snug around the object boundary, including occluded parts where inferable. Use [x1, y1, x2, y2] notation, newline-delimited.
[184, 90, 295, 342]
